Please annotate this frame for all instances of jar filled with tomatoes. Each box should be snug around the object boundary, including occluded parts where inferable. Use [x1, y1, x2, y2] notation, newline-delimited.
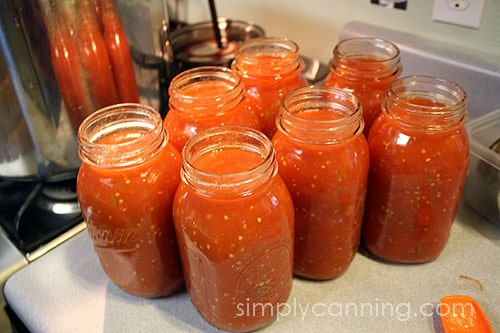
[173, 126, 295, 332]
[163, 66, 261, 152]
[272, 86, 370, 280]
[362, 76, 469, 263]
[231, 37, 308, 138]
[322, 37, 402, 135]
[77, 103, 184, 298]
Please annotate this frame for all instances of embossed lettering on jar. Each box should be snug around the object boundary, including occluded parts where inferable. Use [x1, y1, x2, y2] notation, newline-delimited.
[362, 76, 469, 263]
[323, 38, 402, 135]
[272, 86, 370, 280]
[173, 126, 295, 332]
[77, 103, 184, 297]
[232, 37, 308, 138]
[163, 66, 261, 152]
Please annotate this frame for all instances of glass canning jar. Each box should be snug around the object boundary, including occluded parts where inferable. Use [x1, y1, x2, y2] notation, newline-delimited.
[173, 126, 295, 332]
[77, 103, 184, 297]
[322, 37, 402, 135]
[362, 76, 469, 263]
[163, 66, 261, 152]
[272, 86, 370, 280]
[232, 37, 308, 138]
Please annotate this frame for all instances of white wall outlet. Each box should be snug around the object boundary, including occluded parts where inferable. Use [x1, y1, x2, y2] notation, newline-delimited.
[447, 0, 470, 10]
[432, 0, 485, 29]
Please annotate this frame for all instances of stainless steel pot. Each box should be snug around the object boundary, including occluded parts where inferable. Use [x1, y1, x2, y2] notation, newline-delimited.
[0, 0, 80, 179]
[170, 18, 265, 69]
[118, 1, 265, 115]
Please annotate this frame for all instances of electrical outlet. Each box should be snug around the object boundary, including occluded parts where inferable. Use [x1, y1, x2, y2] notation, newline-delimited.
[447, 0, 470, 10]
[432, 0, 485, 29]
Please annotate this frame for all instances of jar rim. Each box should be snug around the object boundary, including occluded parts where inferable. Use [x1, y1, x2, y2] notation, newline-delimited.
[78, 103, 167, 168]
[334, 37, 401, 61]
[388, 75, 467, 107]
[180, 125, 277, 196]
[232, 37, 304, 77]
[276, 86, 364, 145]
[330, 37, 402, 79]
[169, 66, 241, 97]
[168, 66, 245, 115]
[383, 75, 468, 131]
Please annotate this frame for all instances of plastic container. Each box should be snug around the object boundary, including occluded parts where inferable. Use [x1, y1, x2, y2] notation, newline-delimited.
[464, 109, 500, 225]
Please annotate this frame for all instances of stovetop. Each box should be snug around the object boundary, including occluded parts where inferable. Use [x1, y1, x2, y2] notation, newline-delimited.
[0, 173, 83, 258]
[0, 173, 85, 333]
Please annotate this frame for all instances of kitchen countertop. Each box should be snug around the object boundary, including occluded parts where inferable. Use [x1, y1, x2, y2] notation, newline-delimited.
[0, 230, 27, 333]
[0, 230, 26, 288]
[3, 200, 499, 333]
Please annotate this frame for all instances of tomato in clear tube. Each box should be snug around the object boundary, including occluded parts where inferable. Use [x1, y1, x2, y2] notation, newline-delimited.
[48, 2, 95, 132]
[100, 0, 140, 103]
[77, 0, 119, 108]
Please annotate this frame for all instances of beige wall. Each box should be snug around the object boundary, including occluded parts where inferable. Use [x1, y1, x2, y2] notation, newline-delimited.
[176, 0, 500, 63]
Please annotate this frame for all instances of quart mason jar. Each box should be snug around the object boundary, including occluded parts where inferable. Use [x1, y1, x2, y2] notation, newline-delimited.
[322, 37, 402, 135]
[77, 103, 184, 297]
[163, 66, 260, 152]
[362, 76, 469, 263]
[173, 126, 295, 332]
[272, 86, 370, 280]
[232, 37, 308, 138]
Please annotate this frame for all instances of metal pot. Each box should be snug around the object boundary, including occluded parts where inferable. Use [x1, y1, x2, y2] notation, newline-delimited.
[122, 13, 265, 116]
[170, 18, 265, 70]
[0, 0, 80, 179]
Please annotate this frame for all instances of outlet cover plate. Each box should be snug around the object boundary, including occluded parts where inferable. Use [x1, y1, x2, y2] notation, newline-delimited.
[432, 0, 485, 29]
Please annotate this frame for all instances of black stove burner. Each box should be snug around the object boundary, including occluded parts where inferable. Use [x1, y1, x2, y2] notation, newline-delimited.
[0, 173, 82, 254]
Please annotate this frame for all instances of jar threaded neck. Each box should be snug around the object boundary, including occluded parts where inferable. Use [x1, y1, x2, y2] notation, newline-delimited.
[78, 103, 166, 168]
[382, 75, 467, 132]
[180, 126, 278, 197]
[331, 38, 402, 80]
[168, 66, 245, 117]
[276, 86, 364, 145]
[232, 37, 303, 78]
